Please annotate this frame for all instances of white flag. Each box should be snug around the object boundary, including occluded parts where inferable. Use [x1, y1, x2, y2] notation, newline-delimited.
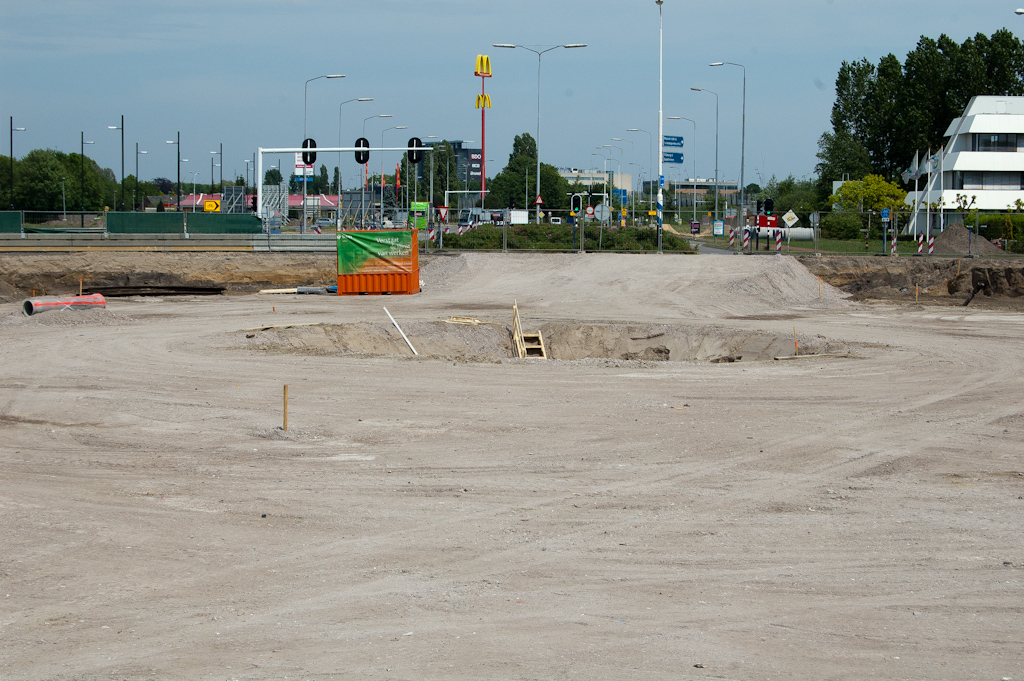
[902, 149, 920, 183]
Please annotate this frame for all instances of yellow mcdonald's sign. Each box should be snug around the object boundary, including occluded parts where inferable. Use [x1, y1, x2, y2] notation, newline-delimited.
[475, 94, 492, 109]
[474, 54, 492, 77]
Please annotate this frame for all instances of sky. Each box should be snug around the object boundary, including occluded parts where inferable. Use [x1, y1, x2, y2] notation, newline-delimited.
[2, 0, 1022, 193]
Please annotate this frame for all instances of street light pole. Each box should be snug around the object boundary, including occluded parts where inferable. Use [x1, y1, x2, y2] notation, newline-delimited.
[626, 128, 653, 222]
[80, 132, 95, 227]
[381, 125, 408, 225]
[494, 42, 587, 224]
[711, 61, 746, 224]
[656, 0, 664, 252]
[107, 116, 124, 211]
[301, 74, 344, 232]
[165, 133, 181, 211]
[337, 97, 373, 227]
[210, 147, 223, 195]
[692, 87, 719, 222]
[9, 117, 26, 210]
[361, 114, 392, 227]
[668, 116, 697, 225]
[135, 144, 147, 211]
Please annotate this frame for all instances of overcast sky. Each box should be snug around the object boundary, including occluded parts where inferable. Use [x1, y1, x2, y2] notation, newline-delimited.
[2, 1, 1022, 191]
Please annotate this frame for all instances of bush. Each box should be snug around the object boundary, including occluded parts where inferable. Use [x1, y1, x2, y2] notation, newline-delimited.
[436, 223, 693, 252]
[820, 212, 863, 240]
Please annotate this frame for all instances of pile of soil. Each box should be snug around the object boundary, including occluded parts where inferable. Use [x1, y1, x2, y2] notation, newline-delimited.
[932, 223, 1005, 256]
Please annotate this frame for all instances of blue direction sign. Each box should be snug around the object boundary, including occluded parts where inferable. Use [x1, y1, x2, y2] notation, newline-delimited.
[663, 151, 685, 164]
[663, 135, 684, 148]
[881, 208, 891, 220]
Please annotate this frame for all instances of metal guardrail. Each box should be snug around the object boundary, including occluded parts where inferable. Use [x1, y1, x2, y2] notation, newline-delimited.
[0, 232, 337, 253]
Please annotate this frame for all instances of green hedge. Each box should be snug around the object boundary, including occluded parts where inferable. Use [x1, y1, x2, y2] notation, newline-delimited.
[434, 223, 693, 252]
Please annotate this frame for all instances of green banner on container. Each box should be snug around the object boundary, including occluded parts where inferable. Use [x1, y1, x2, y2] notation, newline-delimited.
[337, 230, 414, 275]
[411, 202, 429, 230]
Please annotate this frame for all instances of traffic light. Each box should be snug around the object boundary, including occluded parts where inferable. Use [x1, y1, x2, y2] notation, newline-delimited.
[571, 194, 583, 214]
[407, 137, 423, 164]
[301, 138, 316, 165]
[354, 137, 370, 164]
[250, 195, 257, 213]
[764, 198, 774, 216]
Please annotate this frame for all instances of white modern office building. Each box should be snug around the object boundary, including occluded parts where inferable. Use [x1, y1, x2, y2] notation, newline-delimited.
[905, 96, 1024, 234]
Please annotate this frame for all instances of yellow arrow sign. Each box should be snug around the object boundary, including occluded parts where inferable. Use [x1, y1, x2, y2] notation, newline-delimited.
[203, 200, 220, 212]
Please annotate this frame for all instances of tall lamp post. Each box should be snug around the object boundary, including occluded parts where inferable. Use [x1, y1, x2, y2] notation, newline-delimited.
[301, 74, 344, 232]
[9, 118, 26, 210]
[667, 116, 697, 225]
[691, 87, 719, 222]
[210, 147, 223, 195]
[337, 97, 373, 226]
[381, 125, 408, 223]
[626, 128, 654, 221]
[188, 171, 200, 211]
[135, 145, 147, 211]
[493, 42, 587, 224]
[361, 114, 392, 226]
[165, 133, 181, 211]
[107, 116, 125, 211]
[80, 133, 95, 227]
[710, 61, 746, 223]
[603, 144, 623, 221]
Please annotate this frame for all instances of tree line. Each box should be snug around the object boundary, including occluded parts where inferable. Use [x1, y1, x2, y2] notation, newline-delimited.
[815, 28, 1024, 204]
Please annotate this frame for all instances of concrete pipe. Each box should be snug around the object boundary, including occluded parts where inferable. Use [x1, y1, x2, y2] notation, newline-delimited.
[23, 293, 106, 317]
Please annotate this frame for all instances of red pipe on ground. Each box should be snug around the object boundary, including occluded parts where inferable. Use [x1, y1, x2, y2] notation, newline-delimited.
[23, 293, 106, 316]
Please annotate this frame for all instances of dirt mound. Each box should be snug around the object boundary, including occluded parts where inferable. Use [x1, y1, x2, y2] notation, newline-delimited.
[932, 223, 1005, 256]
[246, 320, 848, 363]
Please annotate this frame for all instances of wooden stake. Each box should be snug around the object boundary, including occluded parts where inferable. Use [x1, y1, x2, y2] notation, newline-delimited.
[283, 384, 289, 431]
[794, 326, 799, 356]
[818, 277, 822, 300]
[79, 279, 83, 296]
[916, 284, 919, 303]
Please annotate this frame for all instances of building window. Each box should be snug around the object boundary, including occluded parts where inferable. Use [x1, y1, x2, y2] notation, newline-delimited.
[962, 171, 1022, 190]
[973, 133, 1018, 152]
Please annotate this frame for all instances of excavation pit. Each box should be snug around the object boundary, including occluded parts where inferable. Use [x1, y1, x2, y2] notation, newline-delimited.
[244, 321, 849, 363]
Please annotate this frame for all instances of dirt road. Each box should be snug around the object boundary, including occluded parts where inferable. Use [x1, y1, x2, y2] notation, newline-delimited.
[1, 252, 1022, 680]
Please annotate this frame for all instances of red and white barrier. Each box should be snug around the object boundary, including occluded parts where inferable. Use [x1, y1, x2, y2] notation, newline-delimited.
[23, 293, 106, 317]
[928, 235, 934, 254]
[775, 230, 782, 252]
[891, 234, 897, 255]
[729, 229, 735, 248]
[742, 229, 750, 250]
[917, 233, 924, 254]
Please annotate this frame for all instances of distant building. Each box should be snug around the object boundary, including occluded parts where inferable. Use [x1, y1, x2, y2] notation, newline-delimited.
[905, 95, 1024, 233]
[417, 140, 482, 186]
[559, 168, 633, 195]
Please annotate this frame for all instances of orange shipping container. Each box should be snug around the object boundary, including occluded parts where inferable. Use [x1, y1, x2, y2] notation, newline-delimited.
[336, 229, 419, 295]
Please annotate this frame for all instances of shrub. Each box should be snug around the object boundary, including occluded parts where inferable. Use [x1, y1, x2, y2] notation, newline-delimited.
[820, 212, 863, 240]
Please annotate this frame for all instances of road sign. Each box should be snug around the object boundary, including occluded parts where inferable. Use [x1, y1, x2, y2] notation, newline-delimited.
[782, 210, 799, 228]
[294, 153, 313, 177]
[585, 205, 595, 218]
[203, 199, 220, 212]
[881, 208, 891, 220]
[663, 151, 684, 164]
[535, 195, 544, 205]
[663, 135, 684, 148]
[438, 206, 449, 222]
[713, 220, 724, 236]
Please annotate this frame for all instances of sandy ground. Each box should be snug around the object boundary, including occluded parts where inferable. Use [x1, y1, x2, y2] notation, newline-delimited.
[1, 252, 1023, 681]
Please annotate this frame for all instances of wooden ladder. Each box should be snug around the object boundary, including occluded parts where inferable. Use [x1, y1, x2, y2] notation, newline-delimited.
[512, 300, 547, 359]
